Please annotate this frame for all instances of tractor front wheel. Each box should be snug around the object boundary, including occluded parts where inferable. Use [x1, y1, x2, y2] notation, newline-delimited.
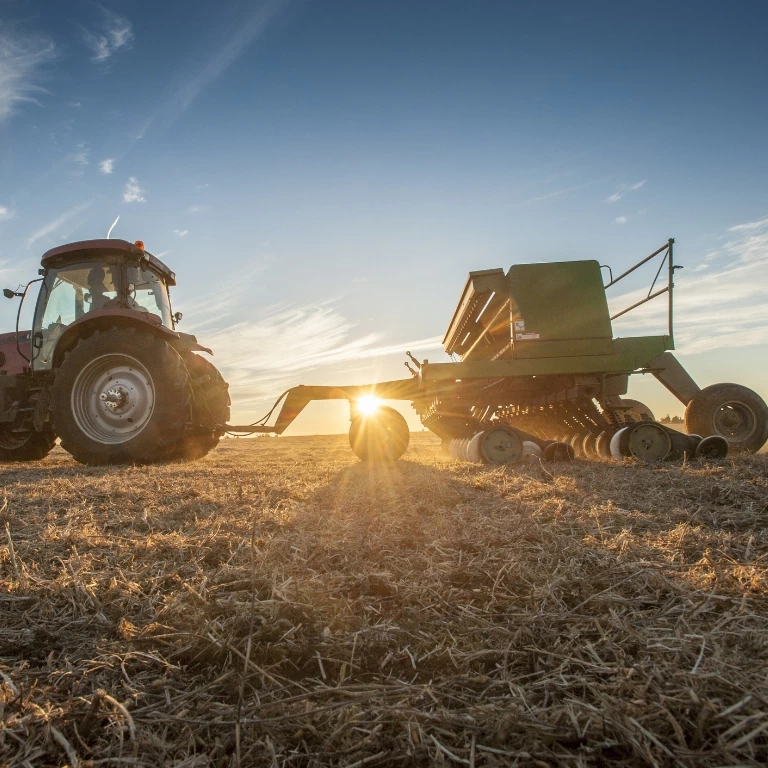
[685, 383, 768, 453]
[51, 328, 190, 465]
[0, 428, 57, 462]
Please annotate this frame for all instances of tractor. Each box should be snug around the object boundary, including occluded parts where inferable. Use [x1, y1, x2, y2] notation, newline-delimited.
[0, 239, 230, 464]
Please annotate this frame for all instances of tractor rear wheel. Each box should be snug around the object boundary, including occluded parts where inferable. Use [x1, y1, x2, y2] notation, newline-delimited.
[349, 405, 410, 462]
[685, 383, 768, 453]
[169, 354, 230, 461]
[0, 428, 57, 462]
[51, 328, 190, 465]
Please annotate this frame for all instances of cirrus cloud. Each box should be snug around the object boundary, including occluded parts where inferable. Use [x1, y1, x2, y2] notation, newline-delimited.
[82, 10, 133, 63]
[605, 180, 647, 204]
[0, 25, 56, 125]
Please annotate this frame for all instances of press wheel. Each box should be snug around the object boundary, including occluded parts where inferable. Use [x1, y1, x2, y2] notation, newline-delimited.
[612, 422, 672, 462]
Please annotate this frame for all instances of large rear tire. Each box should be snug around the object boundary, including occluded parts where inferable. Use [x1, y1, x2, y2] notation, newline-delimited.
[51, 328, 191, 465]
[0, 428, 57, 462]
[685, 383, 768, 453]
[169, 354, 230, 461]
[349, 405, 410, 462]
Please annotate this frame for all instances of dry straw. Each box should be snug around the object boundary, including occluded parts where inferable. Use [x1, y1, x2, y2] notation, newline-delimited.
[1, 434, 767, 766]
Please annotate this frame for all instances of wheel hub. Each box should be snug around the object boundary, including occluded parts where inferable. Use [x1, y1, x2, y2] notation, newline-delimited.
[627, 423, 672, 461]
[100, 386, 128, 410]
[71, 354, 156, 445]
[714, 402, 756, 440]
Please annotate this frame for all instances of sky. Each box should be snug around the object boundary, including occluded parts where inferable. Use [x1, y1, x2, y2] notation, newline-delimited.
[1, 0, 767, 434]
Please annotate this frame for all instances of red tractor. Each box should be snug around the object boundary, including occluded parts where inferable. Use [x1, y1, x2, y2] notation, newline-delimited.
[0, 239, 230, 464]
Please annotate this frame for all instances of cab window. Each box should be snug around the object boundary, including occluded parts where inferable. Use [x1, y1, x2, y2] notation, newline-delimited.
[36, 263, 118, 367]
[126, 266, 172, 327]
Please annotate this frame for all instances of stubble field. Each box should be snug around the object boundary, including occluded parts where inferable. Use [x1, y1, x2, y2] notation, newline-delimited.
[2, 434, 768, 767]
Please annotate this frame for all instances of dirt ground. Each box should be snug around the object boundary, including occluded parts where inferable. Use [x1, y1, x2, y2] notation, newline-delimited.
[2, 434, 768, 767]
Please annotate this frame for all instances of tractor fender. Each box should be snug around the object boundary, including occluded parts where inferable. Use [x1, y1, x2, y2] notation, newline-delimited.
[51, 311, 180, 369]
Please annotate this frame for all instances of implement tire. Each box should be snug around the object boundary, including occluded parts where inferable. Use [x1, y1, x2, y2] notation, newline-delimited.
[51, 327, 190, 465]
[685, 383, 768, 453]
[618, 398, 655, 423]
[170, 354, 230, 461]
[0, 428, 57, 462]
[349, 405, 410, 462]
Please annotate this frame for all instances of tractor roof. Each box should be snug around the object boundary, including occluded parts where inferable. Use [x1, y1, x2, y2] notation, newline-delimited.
[41, 239, 176, 286]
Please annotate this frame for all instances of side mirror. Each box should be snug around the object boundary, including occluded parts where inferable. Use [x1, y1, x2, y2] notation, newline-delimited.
[173, 311, 183, 324]
[3, 288, 16, 299]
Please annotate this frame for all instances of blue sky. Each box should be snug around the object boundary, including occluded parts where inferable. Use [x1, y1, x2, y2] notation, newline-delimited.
[1, 0, 767, 433]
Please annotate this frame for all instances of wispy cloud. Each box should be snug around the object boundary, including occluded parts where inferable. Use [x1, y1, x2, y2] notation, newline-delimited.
[0, 24, 56, 125]
[609, 215, 768, 354]
[179, 265, 442, 420]
[25, 200, 93, 250]
[67, 141, 89, 166]
[195, 302, 442, 415]
[0, 204, 15, 221]
[188, 204, 208, 213]
[605, 180, 646, 203]
[613, 215, 628, 225]
[99, 158, 114, 174]
[157, 0, 286, 128]
[173, 229, 189, 237]
[123, 177, 146, 203]
[82, 9, 133, 63]
[510, 177, 608, 207]
[727, 216, 768, 233]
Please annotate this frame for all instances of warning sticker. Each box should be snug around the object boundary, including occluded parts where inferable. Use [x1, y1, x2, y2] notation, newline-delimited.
[515, 332, 540, 340]
[513, 319, 526, 332]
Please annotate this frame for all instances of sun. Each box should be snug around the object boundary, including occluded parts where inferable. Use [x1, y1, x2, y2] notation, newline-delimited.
[357, 395, 381, 416]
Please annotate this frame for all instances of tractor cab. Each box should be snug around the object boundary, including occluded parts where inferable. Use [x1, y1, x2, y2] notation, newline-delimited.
[31, 239, 176, 371]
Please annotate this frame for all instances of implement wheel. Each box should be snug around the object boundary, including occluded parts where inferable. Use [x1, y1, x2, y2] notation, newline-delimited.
[611, 422, 672, 462]
[0, 428, 57, 462]
[619, 399, 655, 423]
[595, 431, 612, 460]
[581, 433, 597, 459]
[349, 405, 409, 462]
[51, 328, 190, 465]
[543, 441, 575, 462]
[569, 433, 584, 457]
[685, 383, 768, 453]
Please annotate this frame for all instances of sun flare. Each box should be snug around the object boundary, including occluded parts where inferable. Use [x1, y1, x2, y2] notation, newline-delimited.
[357, 395, 381, 415]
